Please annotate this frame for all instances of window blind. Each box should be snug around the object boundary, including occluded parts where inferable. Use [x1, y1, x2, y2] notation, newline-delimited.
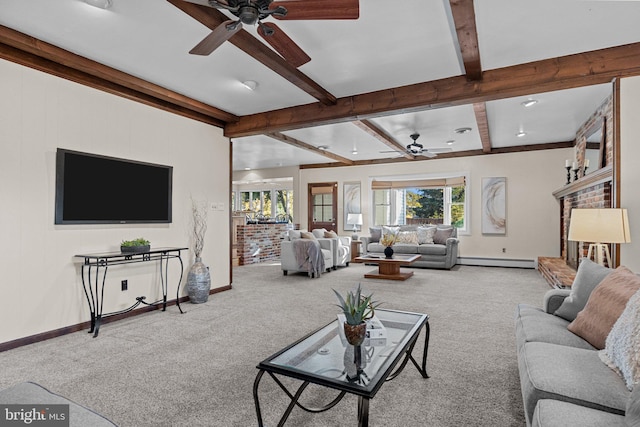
[371, 176, 465, 190]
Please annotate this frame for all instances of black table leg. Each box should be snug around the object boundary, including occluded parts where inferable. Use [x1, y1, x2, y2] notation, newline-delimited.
[358, 396, 369, 427]
[176, 254, 185, 314]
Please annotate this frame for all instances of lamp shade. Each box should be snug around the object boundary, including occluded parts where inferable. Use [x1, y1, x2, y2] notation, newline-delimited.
[568, 208, 631, 244]
[347, 213, 363, 225]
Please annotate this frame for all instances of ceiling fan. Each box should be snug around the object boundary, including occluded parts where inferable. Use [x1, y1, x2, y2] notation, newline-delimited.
[186, 0, 360, 67]
[381, 133, 452, 159]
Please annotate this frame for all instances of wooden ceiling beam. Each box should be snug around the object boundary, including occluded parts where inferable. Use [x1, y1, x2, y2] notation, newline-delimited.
[352, 120, 413, 159]
[473, 102, 492, 153]
[225, 42, 640, 137]
[449, 0, 482, 80]
[266, 132, 354, 165]
[0, 42, 227, 128]
[0, 24, 236, 125]
[300, 141, 574, 169]
[167, 0, 336, 106]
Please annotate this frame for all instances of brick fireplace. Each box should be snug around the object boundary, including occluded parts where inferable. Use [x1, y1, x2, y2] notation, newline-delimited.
[539, 94, 615, 288]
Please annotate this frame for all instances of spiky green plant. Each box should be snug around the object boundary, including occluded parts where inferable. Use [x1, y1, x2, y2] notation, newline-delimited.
[333, 284, 380, 325]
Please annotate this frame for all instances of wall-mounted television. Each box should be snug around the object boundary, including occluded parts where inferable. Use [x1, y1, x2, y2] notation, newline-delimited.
[55, 148, 173, 224]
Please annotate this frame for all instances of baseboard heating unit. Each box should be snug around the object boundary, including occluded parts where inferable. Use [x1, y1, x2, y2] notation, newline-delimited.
[457, 257, 536, 269]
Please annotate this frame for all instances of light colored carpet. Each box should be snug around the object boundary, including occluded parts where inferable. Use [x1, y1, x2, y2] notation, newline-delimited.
[0, 262, 550, 426]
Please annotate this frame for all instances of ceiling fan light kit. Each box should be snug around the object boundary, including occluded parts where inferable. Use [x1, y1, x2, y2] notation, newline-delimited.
[183, 0, 360, 67]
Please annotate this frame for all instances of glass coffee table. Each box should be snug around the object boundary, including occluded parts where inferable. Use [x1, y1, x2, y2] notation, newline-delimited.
[253, 309, 430, 426]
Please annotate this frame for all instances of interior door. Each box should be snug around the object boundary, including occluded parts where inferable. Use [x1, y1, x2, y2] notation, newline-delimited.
[308, 182, 337, 232]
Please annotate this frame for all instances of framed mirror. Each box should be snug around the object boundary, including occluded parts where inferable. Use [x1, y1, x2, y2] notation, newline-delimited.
[584, 117, 606, 175]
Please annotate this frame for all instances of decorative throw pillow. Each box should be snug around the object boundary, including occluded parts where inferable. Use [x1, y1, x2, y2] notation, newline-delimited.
[311, 228, 327, 238]
[324, 231, 338, 238]
[598, 289, 640, 390]
[300, 231, 317, 240]
[288, 230, 302, 240]
[433, 227, 454, 244]
[417, 226, 436, 244]
[396, 231, 419, 244]
[555, 258, 613, 321]
[382, 226, 400, 238]
[369, 227, 382, 243]
[567, 266, 640, 349]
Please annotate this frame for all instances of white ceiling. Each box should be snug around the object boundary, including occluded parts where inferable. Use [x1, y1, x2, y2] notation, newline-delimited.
[1, 0, 639, 171]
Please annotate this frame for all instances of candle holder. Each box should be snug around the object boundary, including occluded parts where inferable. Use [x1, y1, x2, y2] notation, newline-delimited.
[565, 166, 572, 185]
[573, 167, 579, 182]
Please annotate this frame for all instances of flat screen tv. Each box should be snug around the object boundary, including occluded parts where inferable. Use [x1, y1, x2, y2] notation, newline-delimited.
[55, 148, 173, 224]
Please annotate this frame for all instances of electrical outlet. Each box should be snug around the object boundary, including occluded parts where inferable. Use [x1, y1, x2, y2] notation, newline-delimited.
[121, 280, 128, 291]
[502, 248, 506, 253]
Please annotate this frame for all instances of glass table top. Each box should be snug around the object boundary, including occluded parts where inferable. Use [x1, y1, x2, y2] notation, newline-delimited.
[258, 309, 429, 397]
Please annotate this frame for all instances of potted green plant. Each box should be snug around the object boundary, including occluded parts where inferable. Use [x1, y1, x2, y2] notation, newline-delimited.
[333, 284, 380, 346]
[120, 238, 150, 253]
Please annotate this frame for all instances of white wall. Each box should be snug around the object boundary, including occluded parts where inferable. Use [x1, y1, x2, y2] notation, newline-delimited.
[620, 76, 640, 272]
[0, 59, 230, 344]
[299, 149, 571, 262]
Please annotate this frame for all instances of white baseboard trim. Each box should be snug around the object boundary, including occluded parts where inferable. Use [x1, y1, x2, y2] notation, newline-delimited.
[457, 257, 536, 269]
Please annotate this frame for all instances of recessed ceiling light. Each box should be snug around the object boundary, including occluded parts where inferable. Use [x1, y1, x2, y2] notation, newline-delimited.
[516, 131, 527, 138]
[352, 149, 358, 155]
[241, 80, 258, 91]
[455, 127, 472, 134]
[84, 0, 112, 9]
[521, 99, 538, 107]
[446, 140, 455, 145]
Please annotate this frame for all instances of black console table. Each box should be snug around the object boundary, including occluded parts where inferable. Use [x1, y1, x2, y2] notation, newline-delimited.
[74, 247, 188, 337]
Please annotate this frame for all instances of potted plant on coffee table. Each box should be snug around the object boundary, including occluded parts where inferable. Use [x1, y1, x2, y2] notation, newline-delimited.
[333, 284, 380, 346]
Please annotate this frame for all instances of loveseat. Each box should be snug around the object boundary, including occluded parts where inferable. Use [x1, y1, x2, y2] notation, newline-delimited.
[360, 225, 458, 269]
[515, 258, 640, 427]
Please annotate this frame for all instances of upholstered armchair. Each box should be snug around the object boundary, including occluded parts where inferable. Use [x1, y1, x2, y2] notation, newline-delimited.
[333, 236, 352, 267]
[311, 229, 351, 268]
[281, 230, 334, 278]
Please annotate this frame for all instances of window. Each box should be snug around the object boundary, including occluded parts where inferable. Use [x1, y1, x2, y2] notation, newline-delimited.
[276, 189, 294, 221]
[237, 189, 294, 221]
[372, 176, 467, 231]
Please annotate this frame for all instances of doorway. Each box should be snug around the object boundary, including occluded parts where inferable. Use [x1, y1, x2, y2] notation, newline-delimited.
[308, 182, 337, 232]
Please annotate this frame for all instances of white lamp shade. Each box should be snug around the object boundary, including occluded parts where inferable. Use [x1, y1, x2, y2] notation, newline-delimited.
[346, 213, 363, 225]
[568, 208, 631, 244]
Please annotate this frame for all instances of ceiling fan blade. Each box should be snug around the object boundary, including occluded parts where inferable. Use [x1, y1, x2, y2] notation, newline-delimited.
[257, 22, 311, 68]
[428, 147, 454, 153]
[189, 20, 242, 55]
[271, 0, 359, 20]
[419, 152, 438, 158]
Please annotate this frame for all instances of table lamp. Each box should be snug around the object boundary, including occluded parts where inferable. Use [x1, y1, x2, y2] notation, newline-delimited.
[568, 208, 631, 266]
[347, 213, 363, 240]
